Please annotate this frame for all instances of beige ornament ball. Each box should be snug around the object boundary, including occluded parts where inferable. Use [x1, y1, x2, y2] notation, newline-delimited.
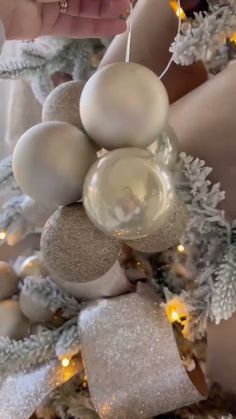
[126, 198, 188, 253]
[12, 121, 97, 206]
[80, 62, 169, 150]
[42, 81, 85, 129]
[41, 204, 122, 283]
[19, 292, 54, 323]
[83, 148, 175, 240]
[21, 196, 56, 228]
[0, 262, 19, 300]
[19, 255, 48, 279]
[0, 300, 30, 340]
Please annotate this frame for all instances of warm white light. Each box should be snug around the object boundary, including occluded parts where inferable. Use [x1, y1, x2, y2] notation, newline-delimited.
[0, 231, 7, 240]
[177, 244, 185, 253]
[61, 357, 70, 368]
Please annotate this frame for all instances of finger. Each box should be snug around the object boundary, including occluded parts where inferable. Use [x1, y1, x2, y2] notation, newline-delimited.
[41, 13, 127, 37]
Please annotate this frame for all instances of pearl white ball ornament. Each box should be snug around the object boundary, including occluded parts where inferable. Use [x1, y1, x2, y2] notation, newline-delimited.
[126, 198, 188, 253]
[41, 204, 122, 283]
[0, 262, 19, 300]
[83, 148, 175, 240]
[0, 300, 30, 340]
[148, 125, 179, 169]
[42, 81, 85, 129]
[80, 62, 169, 149]
[19, 255, 48, 279]
[12, 121, 97, 206]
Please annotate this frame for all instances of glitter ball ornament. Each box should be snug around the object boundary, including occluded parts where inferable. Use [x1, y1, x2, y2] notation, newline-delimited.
[80, 62, 169, 149]
[0, 300, 30, 340]
[83, 148, 175, 240]
[79, 284, 207, 419]
[126, 198, 188, 253]
[19, 255, 48, 279]
[0, 261, 19, 300]
[12, 121, 97, 206]
[41, 204, 122, 283]
[148, 125, 179, 169]
[42, 81, 85, 129]
[21, 196, 56, 228]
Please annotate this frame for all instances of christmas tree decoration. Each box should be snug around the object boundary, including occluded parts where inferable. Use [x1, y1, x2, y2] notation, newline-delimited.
[12, 121, 97, 206]
[42, 81, 86, 130]
[0, 358, 83, 419]
[41, 204, 122, 283]
[83, 148, 175, 240]
[53, 260, 133, 301]
[207, 314, 236, 394]
[19, 255, 48, 279]
[19, 290, 54, 323]
[0, 261, 19, 300]
[148, 125, 179, 170]
[21, 196, 56, 229]
[125, 197, 188, 253]
[79, 284, 207, 419]
[0, 300, 30, 340]
[80, 62, 169, 150]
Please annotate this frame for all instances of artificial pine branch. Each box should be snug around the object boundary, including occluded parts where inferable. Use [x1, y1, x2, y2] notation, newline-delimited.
[55, 325, 81, 359]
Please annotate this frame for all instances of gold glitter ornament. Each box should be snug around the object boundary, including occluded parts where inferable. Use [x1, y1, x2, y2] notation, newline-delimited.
[126, 198, 188, 253]
[19, 255, 48, 279]
[148, 125, 179, 169]
[79, 284, 207, 419]
[80, 62, 169, 149]
[41, 204, 122, 283]
[0, 300, 30, 340]
[12, 121, 97, 206]
[0, 261, 19, 300]
[83, 148, 175, 240]
[42, 81, 85, 129]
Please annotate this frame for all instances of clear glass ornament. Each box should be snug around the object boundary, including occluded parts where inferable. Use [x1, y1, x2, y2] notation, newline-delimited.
[83, 148, 176, 240]
[148, 125, 179, 170]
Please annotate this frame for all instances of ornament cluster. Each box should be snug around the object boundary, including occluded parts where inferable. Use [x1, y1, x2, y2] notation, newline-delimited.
[12, 62, 188, 289]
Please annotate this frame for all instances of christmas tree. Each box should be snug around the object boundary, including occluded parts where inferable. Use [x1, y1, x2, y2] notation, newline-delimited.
[0, 1, 236, 418]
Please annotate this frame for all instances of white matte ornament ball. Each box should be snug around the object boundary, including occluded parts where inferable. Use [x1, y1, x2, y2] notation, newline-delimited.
[80, 62, 169, 149]
[42, 81, 85, 129]
[12, 121, 97, 206]
[21, 196, 56, 228]
[19, 255, 48, 279]
[0, 262, 19, 300]
[83, 148, 175, 240]
[126, 198, 188, 253]
[41, 204, 122, 283]
[148, 125, 179, 169]
[0, 300, 30, 340]
[19, 291, 54, 323]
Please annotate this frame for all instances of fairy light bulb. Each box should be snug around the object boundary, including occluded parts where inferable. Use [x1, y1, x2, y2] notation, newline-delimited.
[0, 231, 7, 240]
[165, 297, 188, 325]
[170, 0, 186, 20]
[61, 357, 70, 368]
[230, 33, 236, 44]
[177, 244, 185, 253]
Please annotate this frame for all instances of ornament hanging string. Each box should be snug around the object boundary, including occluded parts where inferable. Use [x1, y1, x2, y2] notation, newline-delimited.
[125, 0, 182, 80]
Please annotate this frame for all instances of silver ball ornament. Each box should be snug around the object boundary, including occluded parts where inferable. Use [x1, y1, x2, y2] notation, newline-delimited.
[21, 196, 56, 228]
[19, 290, 54, 323]
[0, 300, 30, 340]
[83, 148, 175, 240]
[12, 121, 97, 206]
[42, 81, 85, 129]
[19, 255, 48, 279]
[148, 125, 179, 169]
[0, 262, 19, 300]
[126, 198, 188, 253]
[41, 204, 122, 283]
[80, 62, 169, 149]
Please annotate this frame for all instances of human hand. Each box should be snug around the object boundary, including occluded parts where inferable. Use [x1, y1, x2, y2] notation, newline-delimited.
[0, 0, 130, 40]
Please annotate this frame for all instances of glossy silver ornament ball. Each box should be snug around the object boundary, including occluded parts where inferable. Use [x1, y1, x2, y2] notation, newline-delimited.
[0, 262, 19, 300]
[41, 204, 122, 283]
[148, 125, 179, 170]
[42, 81, 85, 129]
[12, 121, 97, 206]
[20, 290, 54, 323]
[19, 255, 48, 279]
[83, 148, 175, 240]
[126, 198, 188, 253]
[80, 62, 169, 149]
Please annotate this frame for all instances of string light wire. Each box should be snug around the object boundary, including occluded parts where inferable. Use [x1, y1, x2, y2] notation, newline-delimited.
[125, 0, 182, 79]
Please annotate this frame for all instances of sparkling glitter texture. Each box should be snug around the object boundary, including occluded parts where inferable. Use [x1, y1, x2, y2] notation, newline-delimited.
[0, 359, 82, 419]
[79, 284, 206, 419]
